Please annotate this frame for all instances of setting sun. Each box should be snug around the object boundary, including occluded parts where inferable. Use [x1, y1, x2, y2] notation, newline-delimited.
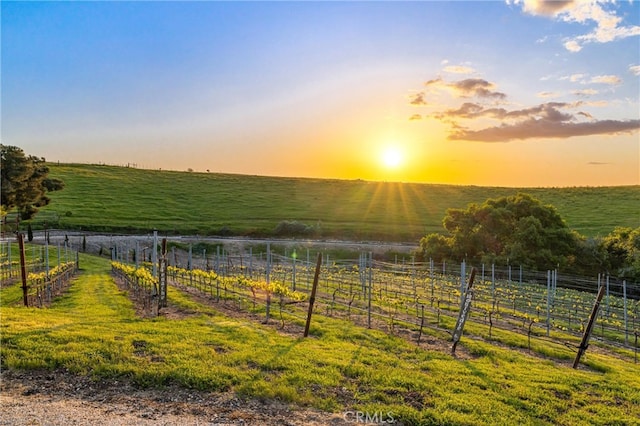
[381, 146, 403, 169]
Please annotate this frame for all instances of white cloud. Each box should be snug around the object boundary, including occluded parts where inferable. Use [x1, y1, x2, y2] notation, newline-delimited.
[590, 74, 622, 85]
[509, 0, 640, 52]
[559, 73, 587, 83]
[630, 65, 640, 76]
[537, 91, 560, 98]
[507, 0, 574, 17]
[443, 65, 476, 74]
[582, 100, 609, 107]
[573, 88, 599, 96]
[564, 40, 583, 52]
[570, 73, 586, 82]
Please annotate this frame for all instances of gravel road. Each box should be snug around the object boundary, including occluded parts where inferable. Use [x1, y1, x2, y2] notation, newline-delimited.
[0, 369, 349, 426]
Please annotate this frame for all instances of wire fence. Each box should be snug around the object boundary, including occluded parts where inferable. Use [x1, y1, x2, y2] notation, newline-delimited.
[1, 240, 78, 283]
[4, 235, 637, 361]
[108, 242, 639, 361]
[112, 262, 161, 317]
[1, 240, 79, 306]
[24, 262, 78, 307]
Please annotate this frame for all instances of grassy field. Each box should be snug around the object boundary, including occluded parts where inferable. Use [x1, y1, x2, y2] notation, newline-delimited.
[24, 163, 640, 241]
[1, 253, 639, 425]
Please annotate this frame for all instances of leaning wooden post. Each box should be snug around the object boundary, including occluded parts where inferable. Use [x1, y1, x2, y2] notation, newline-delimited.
[304, 253, 323, 337]
[573, 284, 606, 369]
[451, 267, 477, 354]
[18, 233, 29, 307]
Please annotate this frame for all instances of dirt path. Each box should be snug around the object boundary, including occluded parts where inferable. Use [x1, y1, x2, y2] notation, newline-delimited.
[0, 369, 349, 426]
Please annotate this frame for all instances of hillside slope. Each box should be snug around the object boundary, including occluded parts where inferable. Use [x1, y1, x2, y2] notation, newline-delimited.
[32, 163, 640, 241]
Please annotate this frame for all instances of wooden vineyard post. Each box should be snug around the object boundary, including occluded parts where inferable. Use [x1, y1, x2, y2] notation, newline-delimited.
[451, 267, 477, 355]
[304, 253, 323, 338]
[573, 284, 606, 369]
[158, 238, 168, 310]
[18, 233, 28, 307]
[417, 304, 425, 344]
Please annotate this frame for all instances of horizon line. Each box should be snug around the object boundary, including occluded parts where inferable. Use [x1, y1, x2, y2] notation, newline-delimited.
[45, 161, 640, 190]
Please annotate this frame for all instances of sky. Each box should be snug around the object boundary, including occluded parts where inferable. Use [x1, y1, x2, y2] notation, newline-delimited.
[2, 0, 639, 187]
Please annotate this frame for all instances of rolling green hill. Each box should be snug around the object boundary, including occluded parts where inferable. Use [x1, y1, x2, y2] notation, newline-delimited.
[29, 163, 640, 241]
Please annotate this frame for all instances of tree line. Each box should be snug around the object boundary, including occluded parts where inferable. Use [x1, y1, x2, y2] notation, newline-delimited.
[418, 192, 639, 281]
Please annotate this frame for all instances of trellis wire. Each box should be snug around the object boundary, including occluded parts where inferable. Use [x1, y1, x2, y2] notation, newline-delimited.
[133, 244, 639, 358]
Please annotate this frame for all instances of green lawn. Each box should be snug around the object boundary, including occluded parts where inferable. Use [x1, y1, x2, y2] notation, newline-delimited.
[1, 253, 639, 425]
[24, 163, 640, 240]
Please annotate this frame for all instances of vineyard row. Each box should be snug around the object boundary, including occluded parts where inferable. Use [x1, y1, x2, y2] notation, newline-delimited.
[110, 246, 639, 363]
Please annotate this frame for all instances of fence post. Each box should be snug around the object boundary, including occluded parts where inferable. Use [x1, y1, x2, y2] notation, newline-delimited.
[411, 255, 415, 293]
[151, 230, 158, 276]
[266, 243, 271, 284]
[7, 242, 12, 278]
[519, 265, 522, 286]
[18, 233, 28, 307]
[45, 238, 50, 279]
[292, 250, 297, 291]
[159, 238, 168, 310]
[605, 274, 610, 317]
[306, 248, 311, 288]
[451, 267, 477, 354]
[546, 270, 551, 337]
[552, 269, 557, 307]
[491, 263, 495, 302]
[573, 285, 607, 368]
[358, 252, 367, 295]
[623, 280, 628, 346]
[303, 253, 323, 337]
[417, 304, 425, 344]
[460, 260, 466, 308]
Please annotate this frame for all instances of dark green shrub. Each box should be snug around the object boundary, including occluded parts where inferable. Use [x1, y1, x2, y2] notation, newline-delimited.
[274, 220, 313, 237]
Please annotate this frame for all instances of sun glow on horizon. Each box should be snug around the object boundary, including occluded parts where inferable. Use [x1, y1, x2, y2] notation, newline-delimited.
[381, 146, 404, 169]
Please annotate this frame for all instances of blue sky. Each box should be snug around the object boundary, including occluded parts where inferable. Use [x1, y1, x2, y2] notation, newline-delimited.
[2, 1, 639, 186]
